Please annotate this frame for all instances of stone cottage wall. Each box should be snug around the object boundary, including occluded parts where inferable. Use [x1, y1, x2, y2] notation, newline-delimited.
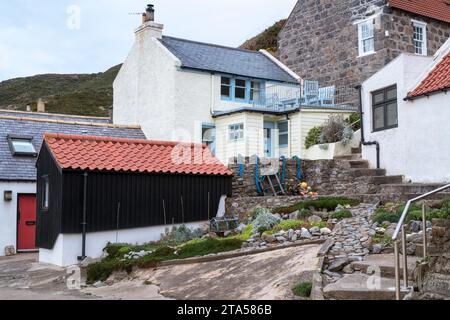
[278, 0, 450, 105]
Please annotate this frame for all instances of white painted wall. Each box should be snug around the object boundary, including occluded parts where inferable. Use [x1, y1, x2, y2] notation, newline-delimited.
[39, 221, 207, 267]
[0, 181, 36, 256]
[361, 53, 450, 183]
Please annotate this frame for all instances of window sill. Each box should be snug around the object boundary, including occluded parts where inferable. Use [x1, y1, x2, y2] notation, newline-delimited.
[372, 125, 398, 133]
[357, 51, 376, 58]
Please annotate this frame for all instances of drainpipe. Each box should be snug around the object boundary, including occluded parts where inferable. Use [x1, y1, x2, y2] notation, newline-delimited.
[78, 172, 88, 261]
[356, 85, 380, 169]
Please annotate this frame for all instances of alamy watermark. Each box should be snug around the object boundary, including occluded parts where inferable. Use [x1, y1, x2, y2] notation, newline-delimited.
[66, 5, 81, 30]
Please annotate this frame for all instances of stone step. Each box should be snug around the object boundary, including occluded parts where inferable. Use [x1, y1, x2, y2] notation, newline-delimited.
[352, 146, 362, 154]
[398, 193, 450, 202]
[348, 160, 369, 169]
[372, 175, 404, 185]
[382, 183, 446, 195]
[334, 154, 362, 160]
[323, 273, 410, 300]
[350, 168, 387, 177]
[351, 254, 420, 280]
[414, 244, 441, 256]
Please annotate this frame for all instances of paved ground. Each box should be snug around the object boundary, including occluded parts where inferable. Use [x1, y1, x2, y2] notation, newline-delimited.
[1, 244, 321, 300]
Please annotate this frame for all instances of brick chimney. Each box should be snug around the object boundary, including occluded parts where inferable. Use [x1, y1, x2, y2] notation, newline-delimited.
[37, 98, 45, 113]
[135, 4, 163, 39]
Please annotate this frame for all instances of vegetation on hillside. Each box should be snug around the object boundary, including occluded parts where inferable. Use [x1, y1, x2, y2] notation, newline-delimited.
[240, 19, 286, 56]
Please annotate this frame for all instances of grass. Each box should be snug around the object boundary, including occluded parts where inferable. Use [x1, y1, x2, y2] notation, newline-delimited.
[330, 210, 353, 219]
[292, 282, 312, 297]
[273, 197, 360, 214]
[274, 220, 310, 231]
[86, 237, 244, 284]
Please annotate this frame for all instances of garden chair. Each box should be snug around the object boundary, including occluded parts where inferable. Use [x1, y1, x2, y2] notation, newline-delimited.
[303, 80, 319, 106]
[318, 85, 336, 106]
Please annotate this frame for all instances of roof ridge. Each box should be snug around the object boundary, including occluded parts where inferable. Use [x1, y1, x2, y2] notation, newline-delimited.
[0, 109, 110, 120]
[0, 115, 141, 129]
[44, 133, 207, 148]
[162, 35, 264, 55]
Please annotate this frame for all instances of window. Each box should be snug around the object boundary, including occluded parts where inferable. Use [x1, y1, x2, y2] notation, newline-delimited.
[221, 77, 232, 99]
[412, 20, 427, 55]
[7, 135, 37, 156]
[229, 123, 244, 141]
[371, 85, 398, 132]
[358, 19, 375, 56]
[42, 176, 49, 210]
[234, 79, 247, 100]
[278, 121, 288, 147]
[250, 81, 261, 102]
[202, 124, 216, 155]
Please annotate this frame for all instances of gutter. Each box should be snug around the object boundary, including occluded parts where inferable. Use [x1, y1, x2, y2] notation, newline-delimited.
[356, 85, 380, 169]
[404, 87, 449, 101]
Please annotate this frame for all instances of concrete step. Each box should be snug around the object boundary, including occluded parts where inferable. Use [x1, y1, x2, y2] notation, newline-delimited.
[334, 154, 362, 160]
[350, 168, 387, 177]
[352, 146, 362, 154]
[349, 160, 369, 169]
[398, 193, 450, 202]
[414, 244, 441, 256]
[372, 175, 404, 185]
[323, 273, 409, 300]
[351, 254, 420, 280]
[382, 183, 446, 195]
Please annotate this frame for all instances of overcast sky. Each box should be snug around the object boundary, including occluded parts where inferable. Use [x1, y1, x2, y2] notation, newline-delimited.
[0, 0, 297, 81]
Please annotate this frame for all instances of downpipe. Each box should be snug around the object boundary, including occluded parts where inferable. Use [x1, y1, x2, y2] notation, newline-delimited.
[78, 172, 88, 261]
[356, 85, 380, 169]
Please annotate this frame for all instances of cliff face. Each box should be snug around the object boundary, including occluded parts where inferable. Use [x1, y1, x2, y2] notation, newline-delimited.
[240, 19, 286, 56]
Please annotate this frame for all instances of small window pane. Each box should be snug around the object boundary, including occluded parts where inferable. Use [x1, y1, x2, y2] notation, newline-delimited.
[373, 92, 384, 104]
[42, 177, 49, 209]
[221, 77, 231, 85]
[12, 140, 35, 153]
[279, 134, 288, 146]
[221, 77, 231, 98]
[387, 102, 398, 127]
[250, 81, 261, 102]
[221, 86, 230, 97]
[374, 107, 385, 130]
[235, 79, 246, 87]
[278, 121, 288, 133]
[229, 123, 244, 141]
[235, 87, 246, 99]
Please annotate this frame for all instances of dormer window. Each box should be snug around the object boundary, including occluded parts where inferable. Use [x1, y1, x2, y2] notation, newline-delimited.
[7, 135, 37, 156]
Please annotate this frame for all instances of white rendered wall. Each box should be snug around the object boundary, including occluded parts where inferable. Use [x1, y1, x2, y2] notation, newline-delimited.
[0, 181, 36, 256]
[361, 53, 450, 183]
[39, 221, 207, 267]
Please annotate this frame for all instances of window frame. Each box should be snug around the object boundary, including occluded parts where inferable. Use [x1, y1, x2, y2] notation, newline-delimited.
[412, 20, 427, 56]
[277, 120, 289, 148]
[201, 123, 216, 155]
[220, 75, 265, 103]
[249, 80, 262, 103]
[228, 123, 244, 142]
[220, 76, 232, 100]
[7, 134, 37, 157]
[371, 84, 398, 132]
[357, 19, 375, 57]
[234, 77, 248, 101]
[41, 175, 50, 211]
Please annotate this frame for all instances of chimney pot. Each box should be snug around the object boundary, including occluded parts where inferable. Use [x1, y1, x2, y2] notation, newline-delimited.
[37, 98, 46, 113]
[145, 4, 155, 22]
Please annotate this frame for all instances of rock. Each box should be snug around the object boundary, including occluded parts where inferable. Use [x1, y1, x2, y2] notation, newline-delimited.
[407, 220, 421, 233]
[320, 227, 332, 235]
[276, 236, 287, 242]
[308, 215, 322, 224]
[289, 210, 299, 220]
[93, 281, 106, 288]
[259, 242, 267, 247]
[372, 244, 383, 254]
[4, 246, 15, 256]
[335, 204, 344, 212]
[300, 228, 312, 239]
[287, 229, 295, 239]
[236, 223, 247, 233]
[375, 227, 386, 234]
[310, 226, 320, 235]
[105, 271, 128, 285]
[323, 270, 343, 279]
[247, 238, 256, 243]
[327, 258, 349, 272]
[385, 227, 396, 238]
[223, 231, 232, 237]
[343, 264, 354, 274]
[406, 233, 422, 243]
[292, 234, 298, 242]
[273, 213, 282, 219]
[261, 233, 276, 243]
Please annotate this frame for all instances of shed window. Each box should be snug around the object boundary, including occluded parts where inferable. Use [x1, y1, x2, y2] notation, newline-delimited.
[412, 20, 427, 55]
[235, 79, 247, 100]
[7, 135, 37, 156]
[42, 176, 49, 210]
[229, 123, 244, 141]
[221, 77, 232, 99]
[372, 85, 398, 132]
[358, 19, 375, 56]
[278, 121, 288, 147]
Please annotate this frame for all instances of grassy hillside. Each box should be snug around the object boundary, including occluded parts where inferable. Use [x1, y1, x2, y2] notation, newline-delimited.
[240, 19, 286, 56]
[0, 64, 122, 117]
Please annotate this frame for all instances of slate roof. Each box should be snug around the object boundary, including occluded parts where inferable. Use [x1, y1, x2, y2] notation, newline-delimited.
[0, 112, 145, 181]
[388, 0, 450, 24]
[44, 133, 232, 176]
[159, 36, 298, 83]
[407, 52, 450, 99]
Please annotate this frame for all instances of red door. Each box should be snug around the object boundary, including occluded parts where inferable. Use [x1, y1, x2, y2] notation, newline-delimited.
[17, 194, 37, 251]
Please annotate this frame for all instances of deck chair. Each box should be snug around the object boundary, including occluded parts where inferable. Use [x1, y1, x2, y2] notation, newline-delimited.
[318, 85, 336, 106]
[304, 80, 319, 106]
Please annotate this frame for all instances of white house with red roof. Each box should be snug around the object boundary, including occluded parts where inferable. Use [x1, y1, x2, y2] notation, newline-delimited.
[360, 38, 450, 183]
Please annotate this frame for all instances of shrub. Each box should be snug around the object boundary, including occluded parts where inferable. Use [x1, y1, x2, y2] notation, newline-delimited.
[297, 209, 312, 219]
[274, 220, 309, 231]
[176, 238, 243, 259]
[345, 112, 361, 131]
[305, 126, 323, 149]
[251, 211, 281, 233]
[160, 225, 206, 246]
[331, 210, 353, 219]
[292, 282, 312, 297]
[273, 197, 360, 214]
[320, 115, 345, 144]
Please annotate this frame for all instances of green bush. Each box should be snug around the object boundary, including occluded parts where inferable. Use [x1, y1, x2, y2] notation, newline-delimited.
[296, 209, 312, 219]
[331, 210, 353, 219]
[292, 282, 312, 297]
[305, 126, 323, 149]
[274, 197, 360, 214]
[345, 113, 361, 131]
[176, 238, 243, 259]
[274, 220, 309, 231]
[160, 225, 206, 246]
[251, 210, 280, 233]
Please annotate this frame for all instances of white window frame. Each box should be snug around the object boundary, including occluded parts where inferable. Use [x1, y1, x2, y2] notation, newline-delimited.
[412, 20, 427, 56]
[228, 123, 244, 141]
[357, 19, 375, 57]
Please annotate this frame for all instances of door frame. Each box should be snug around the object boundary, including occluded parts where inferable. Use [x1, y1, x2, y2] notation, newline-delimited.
[16, 193, 38, 253]
[263, 121, 275, 157]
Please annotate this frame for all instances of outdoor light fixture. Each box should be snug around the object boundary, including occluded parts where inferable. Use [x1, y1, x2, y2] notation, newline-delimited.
[4, 190, 12, 201]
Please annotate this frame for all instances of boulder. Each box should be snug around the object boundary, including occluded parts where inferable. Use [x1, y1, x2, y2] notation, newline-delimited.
[292, 234, 298, 242]
[407, 220, 421, 233]
[320, 227, 332, 235]
[289, 210, 299, 220]
[276, 236, 287, 242]
[287, 229, 295, 239]
[308, 215, 322, 224]
[372, 244, 383, 254]
[300, 228, 312, 239]
[261, 233, 276, 243]
[309, 226, 321, 235]
[327, 258, 349, 272]
[343, 264, 354, 274]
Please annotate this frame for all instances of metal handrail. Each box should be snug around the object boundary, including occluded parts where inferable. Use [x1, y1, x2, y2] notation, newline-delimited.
[392, 183, 450, 300]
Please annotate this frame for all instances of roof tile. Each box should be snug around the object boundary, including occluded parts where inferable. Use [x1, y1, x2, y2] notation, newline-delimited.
[388, 0, 450, 24]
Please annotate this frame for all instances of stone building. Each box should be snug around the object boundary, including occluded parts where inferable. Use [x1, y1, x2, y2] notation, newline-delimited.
[278, 0, 450, 103]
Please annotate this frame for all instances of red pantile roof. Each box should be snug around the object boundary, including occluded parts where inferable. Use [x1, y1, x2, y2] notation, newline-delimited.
[43, 133, 233, 176]
[388, 0, 450, 24]
[407, 52, 450, 98]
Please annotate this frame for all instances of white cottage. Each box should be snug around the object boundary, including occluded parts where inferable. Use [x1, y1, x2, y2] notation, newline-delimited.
[360, 38, 450, 183]
[113, 5, 356, 164]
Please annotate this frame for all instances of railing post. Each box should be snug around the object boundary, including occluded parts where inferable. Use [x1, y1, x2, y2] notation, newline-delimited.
[401, 225, 408, 288]
[394, 241, 401, 300]
[422, 203, 428, 258]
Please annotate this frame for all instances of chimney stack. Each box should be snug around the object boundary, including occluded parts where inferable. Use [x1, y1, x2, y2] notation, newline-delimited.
[135, 4, 163, 39]
[37, 98, 45, 113]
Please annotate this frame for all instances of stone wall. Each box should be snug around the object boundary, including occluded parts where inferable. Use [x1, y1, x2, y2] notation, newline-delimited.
[278, 0, 450, 105]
